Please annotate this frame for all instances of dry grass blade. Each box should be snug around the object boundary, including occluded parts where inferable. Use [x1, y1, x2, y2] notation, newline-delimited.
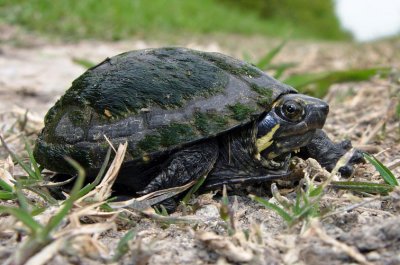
[69, 201, 120, 227]
[196, 231, 254, 263]
[10, 107, 43, 126]
[139, 208, 203, 224]
[55, 222, 116, 239]
[37, 176, 76, 187]
[0, 156, 16, 189]
[110, 180, 197, 210]
[253, 150, 356, 228]
[24, 237, 66, 265]
[323, 196, 383, 219]
[77, 142, 127, 203]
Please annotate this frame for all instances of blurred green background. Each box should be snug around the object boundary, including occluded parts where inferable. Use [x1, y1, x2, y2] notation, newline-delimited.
[0, 0, 349, 41]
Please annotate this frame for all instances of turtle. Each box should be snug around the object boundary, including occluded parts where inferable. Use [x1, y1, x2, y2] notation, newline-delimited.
[33, 47, 362, 209]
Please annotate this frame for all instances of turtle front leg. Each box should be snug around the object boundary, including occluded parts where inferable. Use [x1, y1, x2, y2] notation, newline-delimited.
[139, 140, 219, 196]
[298, 129, 364, 177]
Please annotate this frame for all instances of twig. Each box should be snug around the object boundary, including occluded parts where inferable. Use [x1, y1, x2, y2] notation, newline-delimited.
[323, 195, 390, 219]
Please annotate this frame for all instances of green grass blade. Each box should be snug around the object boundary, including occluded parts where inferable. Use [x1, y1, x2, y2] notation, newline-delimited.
[250, 195, 293, 224]
[331, 181, 393, 194]
[267, 62, 297, 79]
[363, 153, 398, 186]
[91, 147, 111, 187]
[0, 206, 43, 234]
[219, 185, 230, 222]
[0, 136, 37, 180]
[301, 189, 309, 205]
[72, 57, 96, 69]
[42, 157, 86, 235]
[0, 178, 13, 192]
[291, 189, 302, 214]
[30, 206, 47, 216]
[265, 62, 297, 71]
[242, 51, 252, 63]
[182, 175, 206, 204]
[309, 184, 324, 197]
[26, 186, 58, 205]
[15, 184, 31, 213]
[16, 178, 42, 187]
[0, 191, 16, 200]
[160, 205, 169, 216]
[283, 72, 328, 88]
[295, 203, 317, 220]
[112, 229, 136, 261]
[284, 67, 390, 98]
[256, 40, 287, 70]
[64, 158, 86, 199]
[100, 202, 114, 212]
[154, 205, 169, 216]
[75, 147, 111, 199]
[24, 139, 42, 180]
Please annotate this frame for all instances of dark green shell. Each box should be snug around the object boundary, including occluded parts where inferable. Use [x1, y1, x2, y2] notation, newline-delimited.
[34, 47, 296, 173]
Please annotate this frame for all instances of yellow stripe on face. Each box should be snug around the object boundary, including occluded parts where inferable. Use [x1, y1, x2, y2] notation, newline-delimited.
[142, 155, 151, 162]
[256, 124, 280, 152]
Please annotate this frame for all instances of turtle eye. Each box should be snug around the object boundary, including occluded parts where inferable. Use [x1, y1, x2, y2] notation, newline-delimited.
[280, 100, 304, 122]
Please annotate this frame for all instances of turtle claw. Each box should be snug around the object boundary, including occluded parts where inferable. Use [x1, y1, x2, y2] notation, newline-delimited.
[338, 149, 365, 178]
[349, 149, 365, 164]
[338, 164, 353, 178]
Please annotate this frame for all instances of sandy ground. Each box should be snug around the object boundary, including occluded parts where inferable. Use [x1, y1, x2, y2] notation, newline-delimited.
[0, 27, 399, 264]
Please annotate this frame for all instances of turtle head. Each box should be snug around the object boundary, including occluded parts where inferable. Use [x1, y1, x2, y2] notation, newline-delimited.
[255, 94, 328, 168]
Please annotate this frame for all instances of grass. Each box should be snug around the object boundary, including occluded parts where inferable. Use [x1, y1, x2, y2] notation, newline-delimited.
[245, 41, 389, 98]
[363, 153, 398, 186]
[219, 185, 235, 236]
[251, 181, 325, 228]
[0, 0, 348, 41]
[252, 151, 399, 228]
[284, 68, 391, 98]
[111, 229, 136, 262]
[0, 136, 59, 204]
[0, 158, 86, 265]
[0, 139, 136, 264]
[331, 152, 398, 195]
[220, 0, 349, 40]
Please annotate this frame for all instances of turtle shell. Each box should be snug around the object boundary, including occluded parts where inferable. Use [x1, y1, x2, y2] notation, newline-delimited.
[34, 47, 296, 174]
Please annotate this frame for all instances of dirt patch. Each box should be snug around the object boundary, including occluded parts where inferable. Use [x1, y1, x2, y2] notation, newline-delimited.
[0, 28, 399, 264]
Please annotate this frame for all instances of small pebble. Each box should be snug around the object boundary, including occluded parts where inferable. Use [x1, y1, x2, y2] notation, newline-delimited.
[195, 204, 220, 220]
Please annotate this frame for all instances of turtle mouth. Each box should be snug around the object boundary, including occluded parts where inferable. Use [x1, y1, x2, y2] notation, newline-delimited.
[260, 151, 291, 172]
